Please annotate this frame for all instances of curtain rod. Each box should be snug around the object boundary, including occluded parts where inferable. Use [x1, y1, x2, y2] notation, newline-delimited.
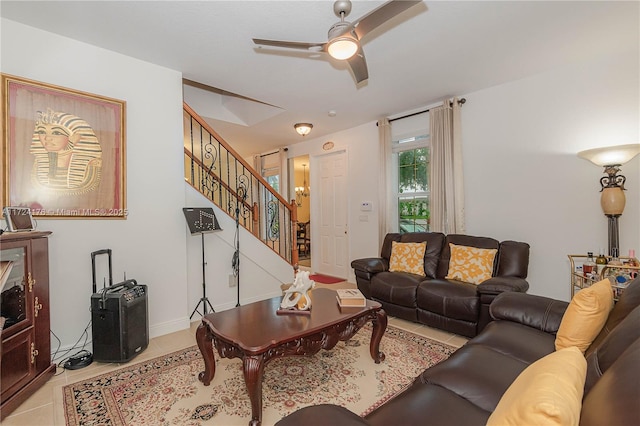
[259, 149, 279, 158]
[379, 98, 467, 126]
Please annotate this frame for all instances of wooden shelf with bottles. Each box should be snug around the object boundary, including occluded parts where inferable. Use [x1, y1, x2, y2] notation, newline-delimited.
[568, 254, 639, 301]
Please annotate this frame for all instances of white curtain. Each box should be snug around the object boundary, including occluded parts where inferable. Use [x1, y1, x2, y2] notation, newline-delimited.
[278, 147, 288, 200]
[429, 98, 465, 234]
[378, 118, 393, 248]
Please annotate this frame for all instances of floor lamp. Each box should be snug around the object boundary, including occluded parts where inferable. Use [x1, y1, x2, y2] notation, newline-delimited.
[578, 144, 640, 257]
[183, 207, 222, 318]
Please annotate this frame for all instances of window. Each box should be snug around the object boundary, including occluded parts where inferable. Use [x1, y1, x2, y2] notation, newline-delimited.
[393, 134, 430, 233]
[262, 169, 280, 240]
[264, 172, 279, 192]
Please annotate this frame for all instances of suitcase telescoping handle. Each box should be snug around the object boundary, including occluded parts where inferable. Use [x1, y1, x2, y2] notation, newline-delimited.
[91, 249, 113, 293]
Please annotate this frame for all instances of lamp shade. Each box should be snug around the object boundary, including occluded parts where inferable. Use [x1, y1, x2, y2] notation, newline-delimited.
[578, 143, 640, 166]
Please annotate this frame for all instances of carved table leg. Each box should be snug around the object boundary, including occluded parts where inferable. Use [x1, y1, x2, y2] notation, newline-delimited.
[196, 322, 216, 385]
[243, 354, 266, 426]
[370, 309, 387, 363]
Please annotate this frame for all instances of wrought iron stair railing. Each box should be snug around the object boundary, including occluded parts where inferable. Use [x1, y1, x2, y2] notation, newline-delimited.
[183, 102, 298, 265]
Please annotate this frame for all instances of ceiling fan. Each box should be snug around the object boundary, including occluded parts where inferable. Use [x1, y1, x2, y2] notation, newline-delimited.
[252, 0, 422, 84]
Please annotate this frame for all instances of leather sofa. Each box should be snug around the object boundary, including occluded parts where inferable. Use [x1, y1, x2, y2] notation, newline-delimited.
[276, 277, 640, 426]
[351, 233, 530, 337]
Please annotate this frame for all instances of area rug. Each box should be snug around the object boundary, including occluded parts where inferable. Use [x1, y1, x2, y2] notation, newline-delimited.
[309, 273, 345, 284]
[61, 325, 456, 426]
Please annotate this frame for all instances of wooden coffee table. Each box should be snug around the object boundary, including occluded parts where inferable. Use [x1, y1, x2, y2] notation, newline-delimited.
[196, 287, 387, 426]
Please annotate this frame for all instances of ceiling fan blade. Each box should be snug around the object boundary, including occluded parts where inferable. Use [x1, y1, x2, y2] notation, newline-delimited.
[347, 48, 369, 84]
[353, 0, 422, 40]
[252, 38, 327, 52]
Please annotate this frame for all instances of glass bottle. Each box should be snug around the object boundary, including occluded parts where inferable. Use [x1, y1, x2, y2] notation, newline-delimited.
[606, 248, 623, 284]
[596, 249, 608, 275]
[583, 252, 596, 279]
[609, 248, 623, 266]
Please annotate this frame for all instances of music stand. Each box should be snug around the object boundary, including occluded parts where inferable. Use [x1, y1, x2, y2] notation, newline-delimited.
[183, 207, 222, 318]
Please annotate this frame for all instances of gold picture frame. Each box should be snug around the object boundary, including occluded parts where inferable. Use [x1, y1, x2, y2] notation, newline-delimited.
[1, 74, 126, 218]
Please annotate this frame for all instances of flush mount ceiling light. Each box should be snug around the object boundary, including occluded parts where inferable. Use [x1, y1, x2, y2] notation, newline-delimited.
[294, 123, 313, 137]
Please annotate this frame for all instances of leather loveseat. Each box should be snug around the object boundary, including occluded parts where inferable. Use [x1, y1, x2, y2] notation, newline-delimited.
[276, 277, 640, 426]
[351, 232, 530, 337]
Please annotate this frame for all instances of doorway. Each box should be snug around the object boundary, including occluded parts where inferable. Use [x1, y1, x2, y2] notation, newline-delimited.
[290, 155, 311, 267]
[315, 150, 348, 279]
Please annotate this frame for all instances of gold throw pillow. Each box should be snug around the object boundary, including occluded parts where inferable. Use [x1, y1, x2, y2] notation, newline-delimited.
[388, 241, 426, 276]
[445, 243, 497, 284]
[487, 346, 586, 426]
[555, 278, 614, 353]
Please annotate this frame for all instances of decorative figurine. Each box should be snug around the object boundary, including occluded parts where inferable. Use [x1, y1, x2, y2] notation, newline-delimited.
[280, 270, 315, 311]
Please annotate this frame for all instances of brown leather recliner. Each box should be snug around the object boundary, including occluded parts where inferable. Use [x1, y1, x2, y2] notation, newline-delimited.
[351, 232, 530, 337]
[276, 278, 640, 426]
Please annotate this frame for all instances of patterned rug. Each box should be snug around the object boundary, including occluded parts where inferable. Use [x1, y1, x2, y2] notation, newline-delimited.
[61, 325, 456, 426]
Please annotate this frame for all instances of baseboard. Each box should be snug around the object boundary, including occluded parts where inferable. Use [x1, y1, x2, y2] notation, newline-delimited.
[51, 317, 190, 361]
[150, 317, 190, 339]
[209, 290, 284, 312]
[242, 290, 283, 305]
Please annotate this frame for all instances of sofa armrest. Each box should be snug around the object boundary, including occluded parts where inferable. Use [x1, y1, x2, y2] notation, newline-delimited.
[490, 292, 569, 334]
[351, 258, 388, 275]
[477, 276, 529, 294]
[275, 404, 369, 426]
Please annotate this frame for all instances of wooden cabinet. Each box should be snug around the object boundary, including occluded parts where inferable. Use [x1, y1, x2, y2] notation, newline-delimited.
[1, 231, 54, 419]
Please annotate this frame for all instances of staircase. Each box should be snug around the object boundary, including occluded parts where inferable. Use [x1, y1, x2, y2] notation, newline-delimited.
[183, 102, 299, 266]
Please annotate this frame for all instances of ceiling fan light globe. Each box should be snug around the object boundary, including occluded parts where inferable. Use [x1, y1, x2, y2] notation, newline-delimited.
[328, 37, 358, 60]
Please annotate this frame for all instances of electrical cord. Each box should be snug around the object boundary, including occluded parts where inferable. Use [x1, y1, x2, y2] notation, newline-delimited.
[51, 321, 91, 362]
[51, 321, 93, 374]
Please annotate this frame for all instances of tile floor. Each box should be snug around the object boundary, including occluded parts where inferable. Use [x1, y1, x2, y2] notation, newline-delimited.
[2, 282, 468, 426]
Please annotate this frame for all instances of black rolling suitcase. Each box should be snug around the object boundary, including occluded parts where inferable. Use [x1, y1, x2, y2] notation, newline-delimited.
[90, 249, 149, 362]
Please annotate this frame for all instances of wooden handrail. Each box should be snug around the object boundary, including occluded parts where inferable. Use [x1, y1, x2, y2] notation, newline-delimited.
[184, 102, 292, 209]
[184, 102, 298, 266]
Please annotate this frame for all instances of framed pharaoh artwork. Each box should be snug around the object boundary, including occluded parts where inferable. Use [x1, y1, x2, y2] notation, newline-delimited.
[1, 74, 126, 218]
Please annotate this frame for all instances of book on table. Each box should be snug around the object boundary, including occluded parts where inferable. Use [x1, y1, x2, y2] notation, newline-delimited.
[336, 289, 366, 307]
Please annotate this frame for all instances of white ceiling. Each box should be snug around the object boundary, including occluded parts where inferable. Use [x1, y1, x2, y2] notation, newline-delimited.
[2, 1, 638, 158]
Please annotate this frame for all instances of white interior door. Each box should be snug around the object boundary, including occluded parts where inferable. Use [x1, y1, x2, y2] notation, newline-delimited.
[314, 150, 348, 278]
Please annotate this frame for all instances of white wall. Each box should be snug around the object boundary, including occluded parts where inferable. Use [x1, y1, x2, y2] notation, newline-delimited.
[1, 19, 189, 346]
[463, 50, 639, 300]
[184, 185, 292, 313]
[287, 50, 639, 301]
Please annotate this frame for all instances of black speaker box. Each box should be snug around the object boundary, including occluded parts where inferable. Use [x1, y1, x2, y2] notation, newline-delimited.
[91, 281, 149, 363]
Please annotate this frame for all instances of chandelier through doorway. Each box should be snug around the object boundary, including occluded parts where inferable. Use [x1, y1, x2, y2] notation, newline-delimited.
[295, 164, 309, 207]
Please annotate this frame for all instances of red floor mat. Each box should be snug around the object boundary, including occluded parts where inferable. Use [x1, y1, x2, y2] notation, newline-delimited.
[309, 274, 345, 284]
